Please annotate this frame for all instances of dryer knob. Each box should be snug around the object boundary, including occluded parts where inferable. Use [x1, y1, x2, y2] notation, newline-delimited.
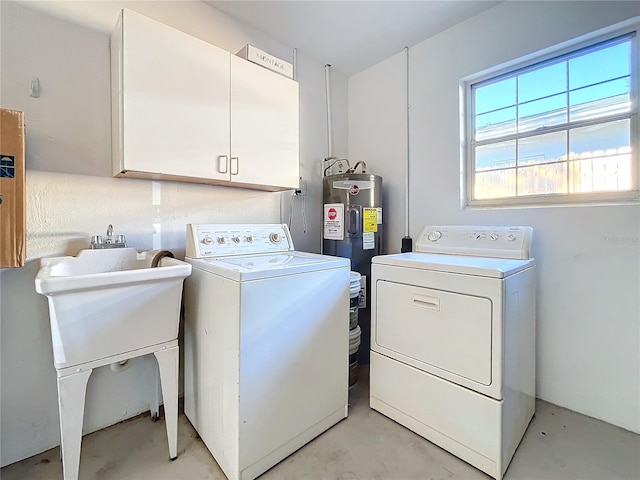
[427, 231, 442, 242]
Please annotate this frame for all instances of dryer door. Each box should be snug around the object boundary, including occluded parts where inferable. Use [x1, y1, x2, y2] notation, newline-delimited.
[375, 280, 492, 386]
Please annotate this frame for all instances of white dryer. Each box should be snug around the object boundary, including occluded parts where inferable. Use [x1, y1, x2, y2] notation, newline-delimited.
[183, 224, 350, 480]
[370, 225, 536, 480]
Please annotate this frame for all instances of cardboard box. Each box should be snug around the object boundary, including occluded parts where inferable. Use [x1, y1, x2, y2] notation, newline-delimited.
[0, 109, 26, 268]
[237, 44, 294, 79]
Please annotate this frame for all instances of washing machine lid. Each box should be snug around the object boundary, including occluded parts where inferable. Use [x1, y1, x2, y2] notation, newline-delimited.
[188, 251, 350, 281]
[372, 252, 533, 278]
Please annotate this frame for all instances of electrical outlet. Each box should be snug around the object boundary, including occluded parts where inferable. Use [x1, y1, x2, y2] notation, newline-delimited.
[295, 177, 307, 196]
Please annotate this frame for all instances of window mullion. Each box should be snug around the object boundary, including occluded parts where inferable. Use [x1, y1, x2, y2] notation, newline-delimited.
[515, 76, 520, 197]
[474, 110, 633, 148]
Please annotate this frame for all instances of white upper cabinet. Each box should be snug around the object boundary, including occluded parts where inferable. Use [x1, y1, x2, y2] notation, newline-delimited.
[111, 9, 299, 191]
[230, 55, 299, 189]
[112, 9, 231, 182]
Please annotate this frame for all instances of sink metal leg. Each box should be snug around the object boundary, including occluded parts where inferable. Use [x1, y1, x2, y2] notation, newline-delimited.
[57, 368, 92, 480]
[154, 346, 178, 460]
[148, 355, 161, 421]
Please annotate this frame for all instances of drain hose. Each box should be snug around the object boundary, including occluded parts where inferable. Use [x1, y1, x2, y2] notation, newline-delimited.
[150, 249, 175, 267]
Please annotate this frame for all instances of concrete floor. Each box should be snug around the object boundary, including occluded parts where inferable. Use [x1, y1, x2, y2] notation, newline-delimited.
[3, 367, 639, 480]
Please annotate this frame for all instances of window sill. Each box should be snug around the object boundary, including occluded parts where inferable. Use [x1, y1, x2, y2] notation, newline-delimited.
[464, 191, 640, 210]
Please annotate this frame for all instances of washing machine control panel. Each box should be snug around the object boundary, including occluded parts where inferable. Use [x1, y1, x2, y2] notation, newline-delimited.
[417, 225, 533, 260]
[186, 224, 294, 258]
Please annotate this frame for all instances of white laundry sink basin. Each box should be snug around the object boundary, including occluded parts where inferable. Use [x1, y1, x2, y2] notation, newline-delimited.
[35, 248, 192, 370]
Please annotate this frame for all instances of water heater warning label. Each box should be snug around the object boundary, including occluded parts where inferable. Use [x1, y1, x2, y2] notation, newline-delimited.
[363, 232, 375, 250]
[323, 203, 344, 240]
[363, 208, 378, 233]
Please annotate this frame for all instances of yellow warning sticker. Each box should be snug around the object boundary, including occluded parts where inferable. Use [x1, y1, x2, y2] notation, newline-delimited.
[363, 208, 378, 233]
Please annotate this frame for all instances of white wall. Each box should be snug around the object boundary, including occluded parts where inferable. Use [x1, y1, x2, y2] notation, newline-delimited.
[0, 0, 347, 466]
[349, 0, 640, 433]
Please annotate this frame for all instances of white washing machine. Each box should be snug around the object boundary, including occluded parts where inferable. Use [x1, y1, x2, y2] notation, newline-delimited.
[370, 225, 536, 480]
[183, 224, 350, 480]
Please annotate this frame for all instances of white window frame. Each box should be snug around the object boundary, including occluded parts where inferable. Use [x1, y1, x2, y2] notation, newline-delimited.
[461, 18, 640, 208]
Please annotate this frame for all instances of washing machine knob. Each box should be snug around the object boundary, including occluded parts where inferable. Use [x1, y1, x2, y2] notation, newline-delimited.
[269, 232, 281, 243]
[507, 234, 516, 242]
[246, 235, 254, 243]
[202, 236, 213, 245]
[232, 236, 241, 243]
[217, 236, 226, 244]
[490, 233, 499, 241]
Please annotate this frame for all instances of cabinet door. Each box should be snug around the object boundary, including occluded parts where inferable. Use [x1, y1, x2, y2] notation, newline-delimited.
[121, 10, 230, 180]
[230, 56, 299, 189]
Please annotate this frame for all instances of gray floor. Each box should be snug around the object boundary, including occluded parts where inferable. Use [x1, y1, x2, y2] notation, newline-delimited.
[3, 366, 639, 480]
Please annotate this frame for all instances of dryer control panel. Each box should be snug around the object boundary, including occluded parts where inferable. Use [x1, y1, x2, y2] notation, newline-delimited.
[186, 224, 294, 258]
[416, 225, 533, 260]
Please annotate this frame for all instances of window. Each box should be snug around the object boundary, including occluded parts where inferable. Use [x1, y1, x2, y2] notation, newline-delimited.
[464, 22, 639, 206]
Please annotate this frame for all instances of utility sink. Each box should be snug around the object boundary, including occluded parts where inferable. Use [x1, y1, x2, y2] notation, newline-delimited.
[36, 247, 191, 479]
[35, 248, 192, 370]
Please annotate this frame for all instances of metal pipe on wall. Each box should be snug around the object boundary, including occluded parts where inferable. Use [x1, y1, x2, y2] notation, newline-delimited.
[293, 48, 297, 81]
[325, 64, 333, 158]
[322, 64, 334, 254]
[401, 46, 412, 253]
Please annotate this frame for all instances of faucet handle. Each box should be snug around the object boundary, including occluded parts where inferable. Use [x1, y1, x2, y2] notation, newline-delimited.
[90, 235, 104, 249]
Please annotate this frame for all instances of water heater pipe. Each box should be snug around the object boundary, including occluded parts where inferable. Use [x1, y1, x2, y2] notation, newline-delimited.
[321, 64, 334, 255]
[401, 46, 413, 253]
[325, 64, 333, 158]
[293, 48, 297, 81]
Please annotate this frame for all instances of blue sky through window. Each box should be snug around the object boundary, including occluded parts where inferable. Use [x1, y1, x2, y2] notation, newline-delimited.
[474, 36, 631, 132]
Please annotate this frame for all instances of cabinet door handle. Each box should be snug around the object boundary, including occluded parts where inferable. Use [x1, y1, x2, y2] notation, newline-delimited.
[218, 155, 228, 174]
[231, 156, 239, 176]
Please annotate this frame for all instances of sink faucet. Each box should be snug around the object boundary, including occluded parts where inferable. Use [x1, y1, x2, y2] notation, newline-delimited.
[91, 224, 127, 249]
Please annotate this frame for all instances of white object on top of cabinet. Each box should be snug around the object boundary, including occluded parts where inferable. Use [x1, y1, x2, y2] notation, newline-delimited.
[110, 9, 299, 191]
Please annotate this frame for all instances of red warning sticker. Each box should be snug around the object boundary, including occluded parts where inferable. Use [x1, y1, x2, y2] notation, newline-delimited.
[323, 203, 344, 240]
